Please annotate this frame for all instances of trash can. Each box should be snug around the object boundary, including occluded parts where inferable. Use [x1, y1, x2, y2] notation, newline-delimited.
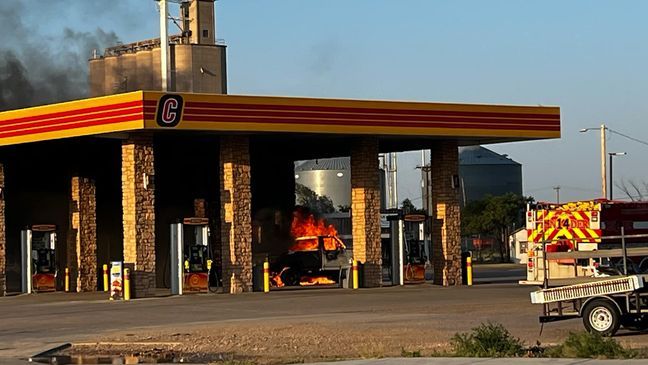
[461, 251, 472, 285]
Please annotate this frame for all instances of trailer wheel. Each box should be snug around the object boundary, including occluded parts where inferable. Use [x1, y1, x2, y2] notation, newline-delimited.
[582, 299, 621, 336]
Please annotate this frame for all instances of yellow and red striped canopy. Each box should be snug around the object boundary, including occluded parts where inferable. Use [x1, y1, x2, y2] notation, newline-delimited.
[0, 91, 561, 146]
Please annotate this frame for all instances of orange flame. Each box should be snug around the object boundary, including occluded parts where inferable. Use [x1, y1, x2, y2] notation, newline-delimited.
[289, 210, 340, 251]
[291, 210, 338, 238]
[270, 210, 347, 287]
[300, 276, 336, 286]
[272, 268, 287, 288]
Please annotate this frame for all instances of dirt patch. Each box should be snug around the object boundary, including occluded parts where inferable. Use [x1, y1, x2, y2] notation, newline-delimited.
[67, 314, 648, 364]
[69, 319, 452, 364]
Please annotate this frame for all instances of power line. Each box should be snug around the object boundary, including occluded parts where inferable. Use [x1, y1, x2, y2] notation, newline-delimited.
[526, 186, 556, 193]
[608, 128, 648, 148]
[526, 185, 599, 194]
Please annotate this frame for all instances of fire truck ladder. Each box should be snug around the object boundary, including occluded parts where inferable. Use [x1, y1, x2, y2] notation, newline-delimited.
[531, 275, 644, 304]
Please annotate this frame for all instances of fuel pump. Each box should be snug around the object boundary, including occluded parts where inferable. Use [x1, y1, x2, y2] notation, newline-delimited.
[402, 214, 428, 282]
[385, 212, 429, 285]
[21, 225, 57, 293]
[170, 217, 212, 294]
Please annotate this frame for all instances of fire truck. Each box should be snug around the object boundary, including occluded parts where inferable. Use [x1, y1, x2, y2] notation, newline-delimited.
[523, 199, 648, 335]
[522, 200, 648, 286]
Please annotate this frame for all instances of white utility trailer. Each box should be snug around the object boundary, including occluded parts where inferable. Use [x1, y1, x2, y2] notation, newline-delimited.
[529, 230, 648, 336]
[531, 274, 648, 336]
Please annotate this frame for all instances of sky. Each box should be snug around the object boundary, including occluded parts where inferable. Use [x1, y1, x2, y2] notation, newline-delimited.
[9, 0, 648, 204]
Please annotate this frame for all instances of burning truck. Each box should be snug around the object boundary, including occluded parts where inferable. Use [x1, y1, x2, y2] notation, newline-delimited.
[270, 211, 353, 288]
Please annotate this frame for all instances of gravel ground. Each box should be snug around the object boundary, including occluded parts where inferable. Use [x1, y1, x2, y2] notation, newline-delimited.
[69, 318, 455, 364]
[66, 312, 648, 364]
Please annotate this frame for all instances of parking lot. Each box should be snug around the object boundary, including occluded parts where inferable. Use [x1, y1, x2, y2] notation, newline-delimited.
[1, 264, 647, 364]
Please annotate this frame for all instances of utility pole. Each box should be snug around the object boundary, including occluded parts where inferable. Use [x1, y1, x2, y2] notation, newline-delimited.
[382, 153, 399, 209]
[416, 150, 433, 268]
[159, 0, 169, 91]
[391, 153, 398, 208]
[609, 154, 613, 201]
[420, 150, 425, 210]
[608, 152, 627, 201]
[580, 123, 608, 199]
[420, 150, 432, 213]
[553, 186, 560, 204]
[600, 124, 607, 199]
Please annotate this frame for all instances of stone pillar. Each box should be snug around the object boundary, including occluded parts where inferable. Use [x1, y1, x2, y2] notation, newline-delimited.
[430, 141, 462, 286]
[0, 164, 5, 296]
[220, 136, 252, 293]
[122, 134, 156, 297]
[194, 198, 207, 218]
[69, 177, 98, 292]
[351, 137, 382, 287]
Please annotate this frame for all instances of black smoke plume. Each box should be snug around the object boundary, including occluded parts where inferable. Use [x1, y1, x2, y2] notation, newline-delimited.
[0, 2, 119, 111]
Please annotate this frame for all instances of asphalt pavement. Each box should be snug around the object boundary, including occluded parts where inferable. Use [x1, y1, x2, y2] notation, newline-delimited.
[472, 263, 526, 283]
[0, 283, 538, 359]
[0, 264, 644, 364]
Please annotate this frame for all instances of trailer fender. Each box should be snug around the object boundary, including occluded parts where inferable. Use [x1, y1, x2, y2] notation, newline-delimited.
[581, 295, 624, 316]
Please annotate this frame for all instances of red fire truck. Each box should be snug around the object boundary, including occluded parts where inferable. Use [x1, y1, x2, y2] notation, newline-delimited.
[523, 200, 648, 336]
[522, 199, 648, 286]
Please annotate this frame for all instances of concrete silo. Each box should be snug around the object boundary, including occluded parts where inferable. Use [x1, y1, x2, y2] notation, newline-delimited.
[295, 157, 351, 209]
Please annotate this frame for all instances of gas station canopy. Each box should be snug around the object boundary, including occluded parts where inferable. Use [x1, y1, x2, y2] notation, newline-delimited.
[0, 91, 560, 146]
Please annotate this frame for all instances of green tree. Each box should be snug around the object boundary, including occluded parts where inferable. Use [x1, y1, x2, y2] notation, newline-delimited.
[337, 204, 351, 213]
[461, 193, 533, 261]
[295, 183, 335, 215]
[401, 198, 426, 214]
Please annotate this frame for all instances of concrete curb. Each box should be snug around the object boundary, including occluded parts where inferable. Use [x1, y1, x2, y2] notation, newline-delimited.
[300, 358, 648, 365]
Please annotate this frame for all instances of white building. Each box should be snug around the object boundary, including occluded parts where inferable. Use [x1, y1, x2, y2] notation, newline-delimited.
[509, 228, 528, 264]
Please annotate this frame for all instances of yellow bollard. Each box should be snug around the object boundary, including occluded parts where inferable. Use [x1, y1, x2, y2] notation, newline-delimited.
[263, 260, 270, 293]
[466, 256, 473, 286]
[64, 267, 70, 292]
[124, 268, 131, 301]
[103, 264, 109, 292]
[352, 259, 359, 290]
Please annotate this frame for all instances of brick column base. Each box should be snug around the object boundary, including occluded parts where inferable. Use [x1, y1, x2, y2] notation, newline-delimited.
[69, 177, 98, 292]
[122, 134, 156, 298]
[220, 136, 253, 293]
[351, 137, 382, 287]
[431, 141, 462, 286]
[132, 271, 155, 296]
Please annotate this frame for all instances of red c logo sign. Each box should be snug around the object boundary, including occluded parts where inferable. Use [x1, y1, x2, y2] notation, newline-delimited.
[156, 94, 184, 127]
